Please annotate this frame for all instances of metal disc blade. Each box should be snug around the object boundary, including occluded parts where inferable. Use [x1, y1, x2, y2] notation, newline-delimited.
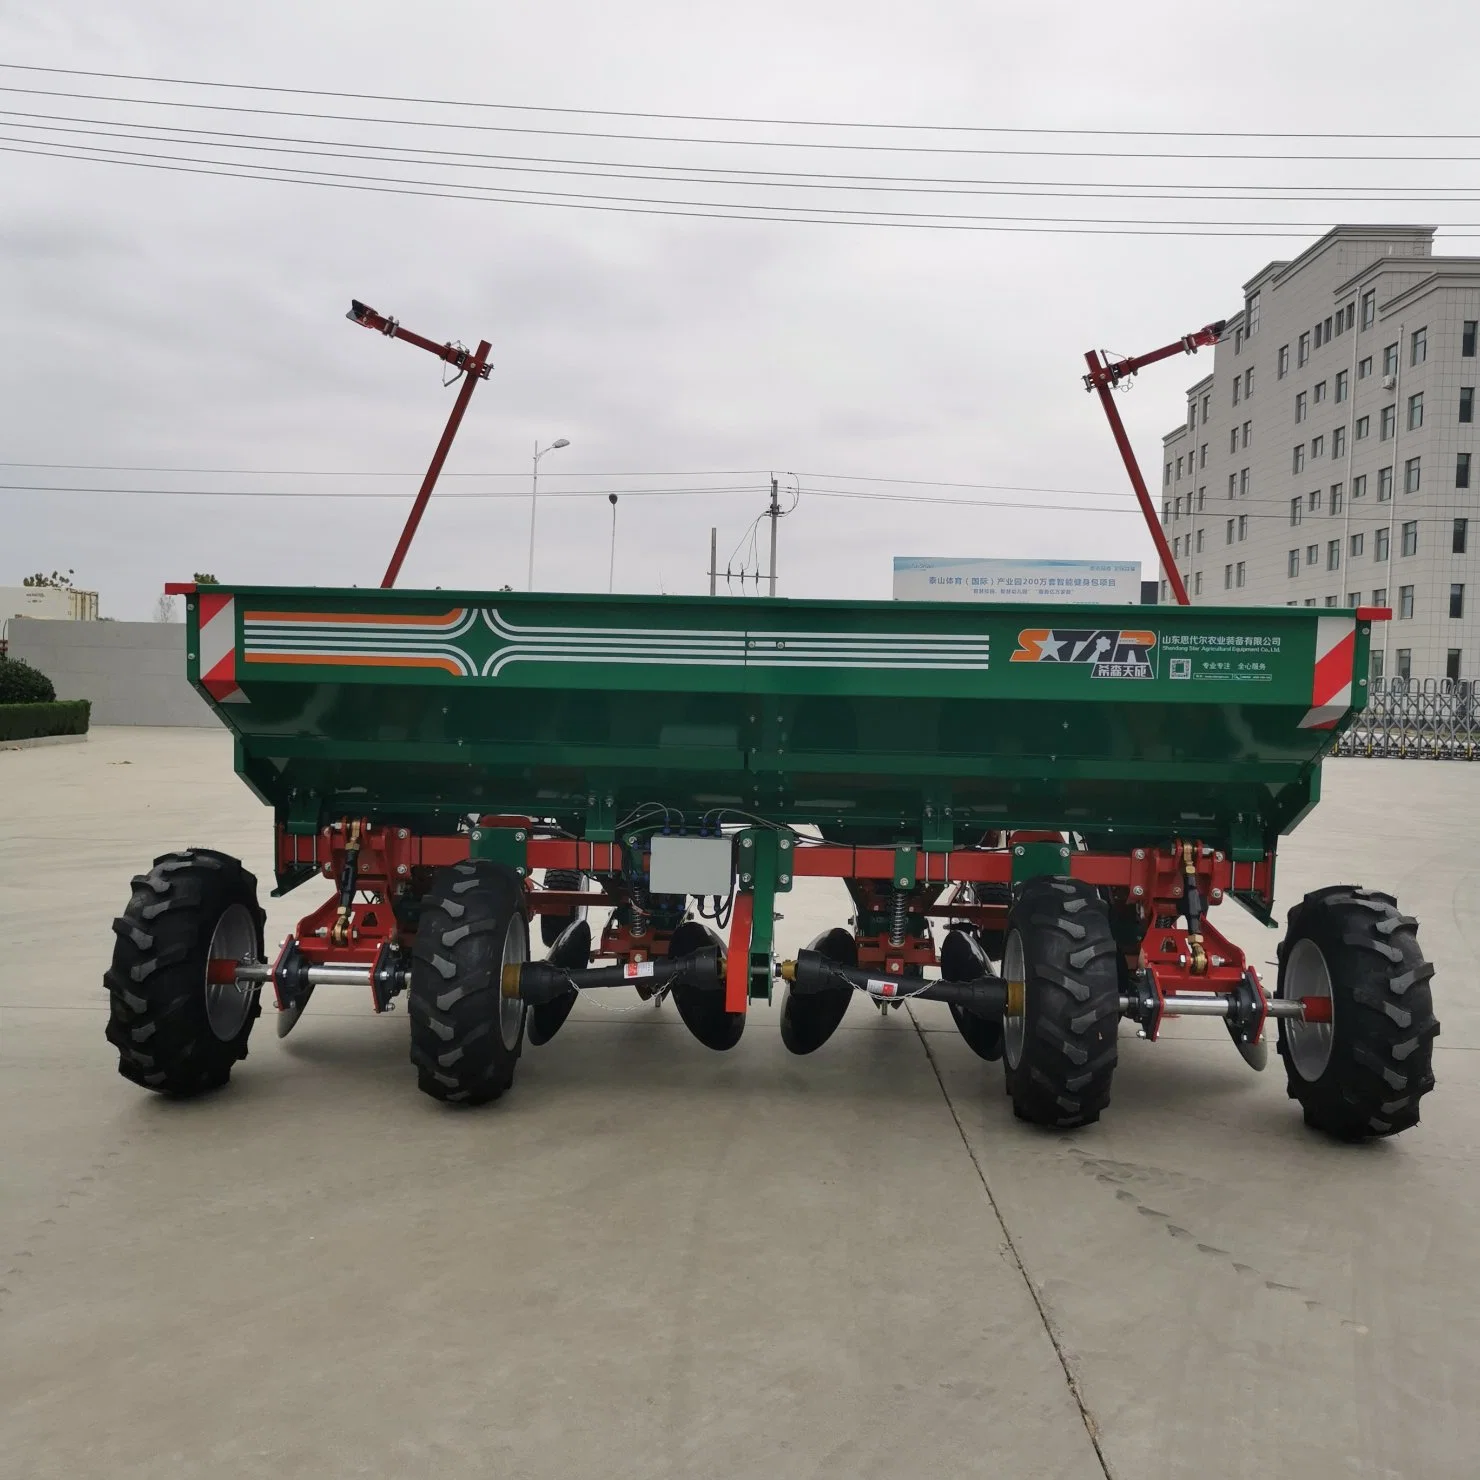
[276, 985, 314, 1038]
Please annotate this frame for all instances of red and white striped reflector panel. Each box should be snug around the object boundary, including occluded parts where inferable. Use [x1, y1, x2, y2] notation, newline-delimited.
[198, 592, 248, 705]
[1298, 614, 1355, 730]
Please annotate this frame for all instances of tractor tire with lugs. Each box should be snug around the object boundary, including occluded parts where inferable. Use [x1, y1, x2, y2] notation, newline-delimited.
[1001, 878, 1120, 1128]
[104, 849, 265, 1096]
[1276, 886, 1437, 1140]
[408, 860, 528, 1105]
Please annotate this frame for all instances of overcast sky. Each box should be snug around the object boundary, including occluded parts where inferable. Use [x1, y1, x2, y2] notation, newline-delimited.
[4, 0, 1479, 618]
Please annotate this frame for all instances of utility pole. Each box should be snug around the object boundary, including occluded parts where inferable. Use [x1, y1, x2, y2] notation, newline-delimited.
[767, 475, 780, 598]
[709, 527, 717, 596]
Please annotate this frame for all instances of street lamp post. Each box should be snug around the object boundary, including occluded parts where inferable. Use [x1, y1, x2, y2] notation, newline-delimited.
[607, 493, 618, 594]
[527, 437, 570, 590]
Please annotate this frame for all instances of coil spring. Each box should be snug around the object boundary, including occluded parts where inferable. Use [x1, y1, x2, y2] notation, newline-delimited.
[888, 889, 908, 947]
[630, 882, 651, 938]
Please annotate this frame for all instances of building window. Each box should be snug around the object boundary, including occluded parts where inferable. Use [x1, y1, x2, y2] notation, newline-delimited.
[1383, 343, 1398, 377]
[1371, 648, 1385, 677]
[1202, 393, 1211, 421]
[1224, 564, 1233, 590]
[1325, 595, 1339, 607]
[1160, 578, 1168, 601]
[1176, 455, 1184, 480]
[1189, 400, 1198, 430]
[1332, 425, 1346, 458]
[1353, 473, 1368, 498]
[1235, 327, 1243, 353]
[1233, 376, 1241, 406]
[1288, 549, 1300, 577]
[1200, 443, 1208, 468]
[1401, 520, 1418, 556]
[1451, 584, 1466, 619]
[1298, 331, 1311, 366]
[1405, 456, 1421, 494]
[1307, 543, 1319, 566]
[1310, 487, 1323, 512]
[1396, 649, 1411, 681]
[1238, 514, 1248, 541]
[1196, 527, 1205, 552]
[1448, 649, 1463, 681]
[1355, 414, 1370, 440]
[1230, 428, 1239, 455]
[1228, 473, 1237, 499]
[1380, 404, 1396, 439]
[1374, 586, 1388, 609]
[1361, 289, 1376, 329]
[1335, 369, 1349, 403]
[1242, 420, 1251, 449]
[1399, 586, 1415, 620]
[1293, 444, 1305, 473]
[1358, 356, 1372, 380]
[1314, 380, 1327, 404]
[1327, 539, 1341, 570]
[1194, 571, 1203, 595]
[1311, 434, 1325, 459]
[1351, 531, 1365, 557]
[1376, 527, 1390, 561]
[1411, 326, 1427, 365]
[1323, 316, 1333, 342]
[1295, 391, 1308, 423]
[1455, 517, 1468, 554]
[1245, 368, 1254, 397]
[1378, 466, 1393, 501]
[1197, 487, 1206, 512]
[1463, 322, 1478, 358]
[1331, 482, 1344, 513]
[1459, 453, 1472, 489]
[1164, 462, 1172, 487]
[1290, 496, 1303, 526]
[1236, 561, 1246, 588]
[1246, 291, 1261, 334]
[1239, 468, 1250, 496]
[1278, 344, 1290, 378]
[1408, 392, 1424, 430]
[1226, 518, 1235, 545]
[1305, 598, 1317, 607]
[1461, 387, 1474, 423]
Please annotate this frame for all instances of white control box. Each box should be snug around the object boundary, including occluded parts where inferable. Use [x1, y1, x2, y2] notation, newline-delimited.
[648, 835, 734, 897]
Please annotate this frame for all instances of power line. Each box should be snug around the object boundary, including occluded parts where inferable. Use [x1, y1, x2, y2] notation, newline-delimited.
[10, 107, 1479, 197]
[11, 116, 1480, 213]
[10, 140, 1459, 238]
[4, 83, 1479, 161]
[4, 63, 1479, 141]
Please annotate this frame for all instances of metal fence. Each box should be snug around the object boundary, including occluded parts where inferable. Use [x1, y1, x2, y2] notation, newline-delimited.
[1338, 677, 1480, 759]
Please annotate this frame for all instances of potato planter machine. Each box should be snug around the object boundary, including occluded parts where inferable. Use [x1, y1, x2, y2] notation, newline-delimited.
[106, 305, 1437, 1136]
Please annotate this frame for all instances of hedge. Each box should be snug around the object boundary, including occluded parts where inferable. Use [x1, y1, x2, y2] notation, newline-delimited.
[0, 700, 91, 742]
[0, 655, 57, 704]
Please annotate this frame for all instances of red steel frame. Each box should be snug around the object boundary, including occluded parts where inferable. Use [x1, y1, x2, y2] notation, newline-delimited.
[1083, 321, 1226, 607]
[272, 819, 1274, 1028]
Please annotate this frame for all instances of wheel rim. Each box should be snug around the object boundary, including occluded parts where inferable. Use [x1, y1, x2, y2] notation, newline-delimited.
[204, 903, 258, 1041]
[499, 912, 528, 1051]
[1284, 937, 1335, 1081]
[1002, 929, 1026, 1069]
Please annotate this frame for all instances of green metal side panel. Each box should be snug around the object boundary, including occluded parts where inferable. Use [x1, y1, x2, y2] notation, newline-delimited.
[178, 585, 1376, 852]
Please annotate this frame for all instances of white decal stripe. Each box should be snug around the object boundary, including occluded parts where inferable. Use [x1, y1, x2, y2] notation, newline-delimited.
[483, 609, 989, 646]
[243, 610, 477, 639]
[247, 645, 476, 675]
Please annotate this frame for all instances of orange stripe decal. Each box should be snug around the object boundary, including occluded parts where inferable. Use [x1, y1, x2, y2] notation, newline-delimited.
[243, 652, 463, 675]
[242, 608, 466, 626]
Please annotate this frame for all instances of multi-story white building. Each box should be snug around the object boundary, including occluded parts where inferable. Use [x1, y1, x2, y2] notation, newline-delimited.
[1159, 225, 1478, 681]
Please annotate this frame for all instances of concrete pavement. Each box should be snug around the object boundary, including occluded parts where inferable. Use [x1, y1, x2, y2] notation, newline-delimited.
[2, 728, 1476, 1479]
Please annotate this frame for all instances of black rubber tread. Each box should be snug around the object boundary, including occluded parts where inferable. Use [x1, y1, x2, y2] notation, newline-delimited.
[1002, 878, 1120, 1128]
[941, 928, 1004, 1062]
[779, 927, 856, 1055]
[103, 848, 265, 1097]
[539, 868, 583, 948]
[668, 920, 745, 1051]
[972, 882, 1011, 963]
[407, 860, 527, 1105]
[1276, 885, 1438, 1140]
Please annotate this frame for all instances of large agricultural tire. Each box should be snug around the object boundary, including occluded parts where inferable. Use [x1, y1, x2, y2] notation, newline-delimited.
[408, 860, 528, 1105]
[1001, 878, 1120, 1128]
[539, 868, 584, 949]
[1276, 886, 1438, 1140]
[104, 849, 265, 1097]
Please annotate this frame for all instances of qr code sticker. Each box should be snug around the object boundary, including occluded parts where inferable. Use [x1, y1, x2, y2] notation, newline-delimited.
[1169, 657, 1192, 680]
